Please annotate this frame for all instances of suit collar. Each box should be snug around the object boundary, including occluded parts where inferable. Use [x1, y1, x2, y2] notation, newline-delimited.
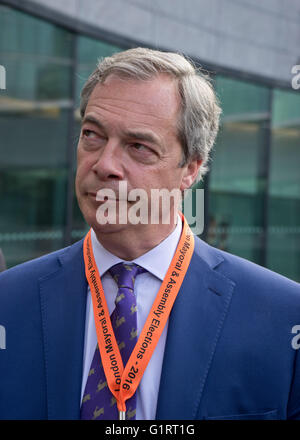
[39, 240, 87, 420]
[156, 236, 236, 419]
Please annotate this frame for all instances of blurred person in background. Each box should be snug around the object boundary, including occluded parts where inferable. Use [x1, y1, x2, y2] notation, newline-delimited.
[0, 249, 6, 272]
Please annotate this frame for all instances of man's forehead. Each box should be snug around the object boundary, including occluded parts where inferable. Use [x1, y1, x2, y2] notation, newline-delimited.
[88, 73, 181, 115]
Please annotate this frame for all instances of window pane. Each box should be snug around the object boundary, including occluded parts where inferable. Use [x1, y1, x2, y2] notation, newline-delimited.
[267, 89, 300, 282]
[0, 6, 73, 267]
[207, 76, 271, 264]
[0, 168, 67, 267]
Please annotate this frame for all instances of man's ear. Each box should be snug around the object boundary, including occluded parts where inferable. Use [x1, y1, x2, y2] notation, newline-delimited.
[180, 159, 203, 191]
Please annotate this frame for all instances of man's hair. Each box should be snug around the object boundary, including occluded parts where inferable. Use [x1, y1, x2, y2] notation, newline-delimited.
[80, 47, 221, 181]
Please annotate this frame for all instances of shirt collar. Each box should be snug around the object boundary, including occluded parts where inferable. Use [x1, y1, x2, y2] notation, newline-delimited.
[90, 216, 182, 281]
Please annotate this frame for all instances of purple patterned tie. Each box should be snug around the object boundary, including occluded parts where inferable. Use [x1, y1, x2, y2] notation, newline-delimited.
[80, 263, 146, 420]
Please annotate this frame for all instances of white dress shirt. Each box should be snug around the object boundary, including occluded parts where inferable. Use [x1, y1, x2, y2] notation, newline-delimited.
[81, 218, 182, 420]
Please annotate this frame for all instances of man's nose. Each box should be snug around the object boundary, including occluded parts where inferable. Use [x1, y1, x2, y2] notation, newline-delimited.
[91, 140, 124, 181]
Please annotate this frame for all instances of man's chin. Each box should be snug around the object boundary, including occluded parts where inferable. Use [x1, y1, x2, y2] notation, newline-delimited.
[91, 220, 134, 235]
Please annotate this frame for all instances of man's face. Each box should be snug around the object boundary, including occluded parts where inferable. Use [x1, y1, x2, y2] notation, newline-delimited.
[75, 73, 200, 234]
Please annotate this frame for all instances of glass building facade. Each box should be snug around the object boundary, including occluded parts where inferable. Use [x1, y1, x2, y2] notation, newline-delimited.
[0, 5, 299, 282]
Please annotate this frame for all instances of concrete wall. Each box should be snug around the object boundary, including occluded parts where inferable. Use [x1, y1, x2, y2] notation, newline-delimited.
[27, 0, 300, 83]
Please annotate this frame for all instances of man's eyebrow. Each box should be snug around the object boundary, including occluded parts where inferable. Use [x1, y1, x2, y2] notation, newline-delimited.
[124, 129, 161, 146]
[82, 115, 162, 147]
[81, 115, 105, 131]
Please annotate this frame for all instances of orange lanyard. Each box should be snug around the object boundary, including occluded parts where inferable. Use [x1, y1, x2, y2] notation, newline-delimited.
[83, 212, 194, 419]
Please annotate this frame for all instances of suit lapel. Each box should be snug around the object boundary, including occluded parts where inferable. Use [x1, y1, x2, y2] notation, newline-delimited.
[39, 240, 87, 420]
[156, 237, 236, 419]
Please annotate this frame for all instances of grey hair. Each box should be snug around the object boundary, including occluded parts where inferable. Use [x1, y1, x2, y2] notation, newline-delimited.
[80, 47, 221, 181]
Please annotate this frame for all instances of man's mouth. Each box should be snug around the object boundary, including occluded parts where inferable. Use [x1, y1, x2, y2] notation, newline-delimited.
[87, 192, 128, 202]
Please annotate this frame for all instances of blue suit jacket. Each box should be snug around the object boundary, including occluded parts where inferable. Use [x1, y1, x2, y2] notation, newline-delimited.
[0, 236, 300, 420]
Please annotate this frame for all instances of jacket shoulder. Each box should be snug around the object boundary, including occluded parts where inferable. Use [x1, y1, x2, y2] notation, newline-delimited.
[0, 240, 84, 303]
[194, 235, 300, 302]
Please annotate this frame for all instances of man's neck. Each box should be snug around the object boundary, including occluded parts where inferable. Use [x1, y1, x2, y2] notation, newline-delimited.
[94, 222, 178, 261]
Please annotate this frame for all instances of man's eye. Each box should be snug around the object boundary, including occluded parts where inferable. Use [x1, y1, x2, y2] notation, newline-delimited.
[131, 143, 150, 152]
[82, 129, 98, 139]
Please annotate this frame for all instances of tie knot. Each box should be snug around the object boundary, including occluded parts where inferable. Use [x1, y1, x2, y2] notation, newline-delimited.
[109, 263, 146, 291]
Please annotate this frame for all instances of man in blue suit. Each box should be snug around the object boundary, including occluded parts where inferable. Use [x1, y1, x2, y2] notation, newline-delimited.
[1, 48, 300, 420]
